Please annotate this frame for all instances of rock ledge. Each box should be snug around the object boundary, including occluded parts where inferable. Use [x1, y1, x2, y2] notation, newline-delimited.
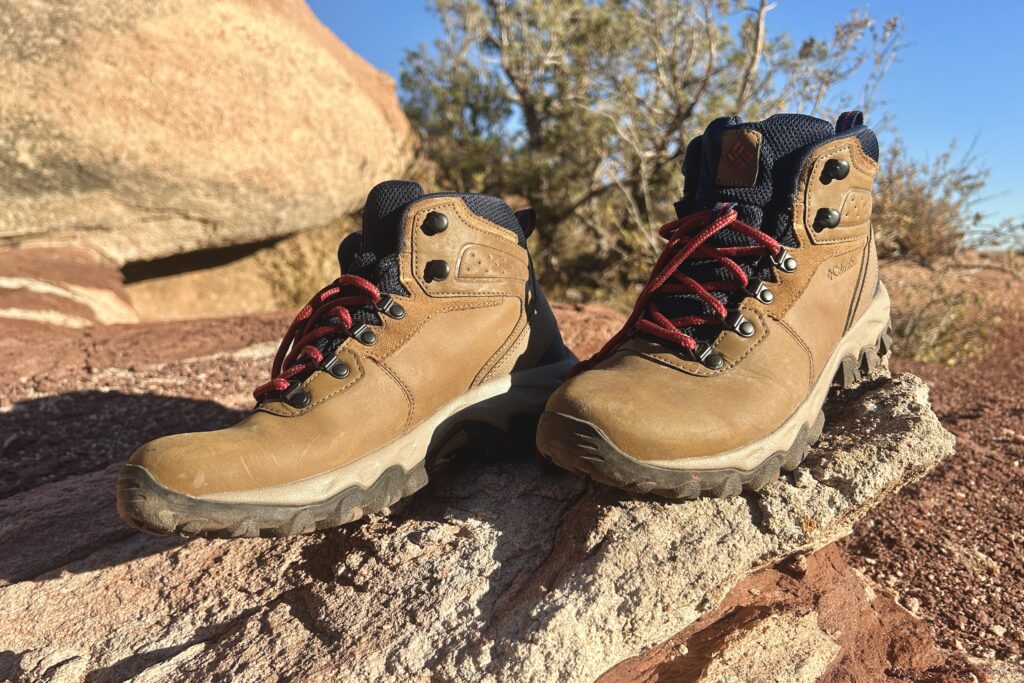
[0, 370, 952, 682]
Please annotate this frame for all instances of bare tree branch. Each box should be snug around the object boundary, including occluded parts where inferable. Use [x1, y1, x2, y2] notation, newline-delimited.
[735, 0, 775, 112]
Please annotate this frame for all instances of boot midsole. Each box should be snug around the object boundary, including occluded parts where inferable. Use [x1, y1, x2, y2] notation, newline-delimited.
[197, 357, 577, 505]
[549, 285, 890, 472]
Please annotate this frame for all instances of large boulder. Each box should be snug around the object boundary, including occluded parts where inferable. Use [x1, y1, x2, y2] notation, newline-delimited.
[0, 305, 957, 681]
[0, 0, 412, 264]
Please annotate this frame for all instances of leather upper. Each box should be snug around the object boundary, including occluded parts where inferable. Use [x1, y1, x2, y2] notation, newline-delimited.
[546, 134, 882, 462]
[130, 196, 568, 496]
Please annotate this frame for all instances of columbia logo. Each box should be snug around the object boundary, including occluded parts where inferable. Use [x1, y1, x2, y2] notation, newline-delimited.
[725, 140, 754, 167]
[827, 257, 857, 280]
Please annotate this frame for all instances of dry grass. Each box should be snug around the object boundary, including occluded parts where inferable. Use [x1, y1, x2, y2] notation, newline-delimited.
[882, 253, 1020, 365]
[872, 142, 985, 263]
[868, 138, 1021, 363]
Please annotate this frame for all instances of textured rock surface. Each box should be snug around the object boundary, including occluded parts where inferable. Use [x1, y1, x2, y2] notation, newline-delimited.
[601, 543, 988, 682]
[0, 245, 138, 334]
[699, 612, 840, 683]
[0, 0, 411, 264]
[0, 302, 954, 682]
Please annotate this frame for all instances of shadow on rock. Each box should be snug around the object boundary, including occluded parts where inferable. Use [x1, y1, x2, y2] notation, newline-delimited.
[1, 390, 245, 498]
[0, 391, 244, 584]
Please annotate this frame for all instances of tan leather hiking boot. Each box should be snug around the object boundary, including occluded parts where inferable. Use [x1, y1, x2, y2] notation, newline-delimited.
[118, 181, 575, 536]
[537, 112, 890, 498]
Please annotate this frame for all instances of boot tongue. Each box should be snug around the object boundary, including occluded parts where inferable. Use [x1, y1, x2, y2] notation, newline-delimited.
[360, 180, 425, 258]
[688, 113, 836, 245]
[300, 181, 422, 371]
[653, 113, 838, 346]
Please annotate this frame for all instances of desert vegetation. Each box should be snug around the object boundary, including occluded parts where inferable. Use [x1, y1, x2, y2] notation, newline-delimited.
[873, 142, 1022, 362]
[399, 0, 1022, 362]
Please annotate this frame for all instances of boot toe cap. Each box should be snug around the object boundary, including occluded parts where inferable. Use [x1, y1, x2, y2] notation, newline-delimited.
[128, 430, 253, 497]
[543, 355, 783, 463]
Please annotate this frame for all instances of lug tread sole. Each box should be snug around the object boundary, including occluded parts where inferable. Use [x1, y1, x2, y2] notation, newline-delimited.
[117, 414, 539, 539]
[116, 461, 428, 539]
[537, 325, 892, 500]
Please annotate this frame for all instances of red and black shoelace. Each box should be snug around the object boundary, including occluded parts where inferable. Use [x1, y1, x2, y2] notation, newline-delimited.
[573, 205, 783, 375]
[253, 275, 382, 402]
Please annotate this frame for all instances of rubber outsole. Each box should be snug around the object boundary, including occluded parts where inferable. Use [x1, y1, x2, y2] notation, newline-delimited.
[536, 326, 893, 500]
[117, 461, 427, 538]
[117, 349, 575, 540]
[117, 414, 540, 539]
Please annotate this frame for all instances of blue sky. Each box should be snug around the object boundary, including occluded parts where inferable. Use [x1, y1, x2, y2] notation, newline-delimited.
[310, 1, 1022, 225]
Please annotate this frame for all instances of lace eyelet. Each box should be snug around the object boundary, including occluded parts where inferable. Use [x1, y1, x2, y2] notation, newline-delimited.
[771, 247, 798, 273]
[746, 278, 774, 304]
[680, 342, 724, 370]
[349, 323, 377, 346]
[283, 383, 310, 408]
[320, 355, 350, 379]
[814, 208, 841, 230]
[724, 310, 755, 338]
[422, 211, 449, 235]
[377, 294, 406, 319]
[425, 260, 450, 281]
[700, 347, 725, 370]
[821, 159, 850, 182]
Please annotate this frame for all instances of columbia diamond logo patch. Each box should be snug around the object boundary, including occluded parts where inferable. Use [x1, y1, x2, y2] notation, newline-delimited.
[716, 129, 762, 188]
[726, 140, 754, 167]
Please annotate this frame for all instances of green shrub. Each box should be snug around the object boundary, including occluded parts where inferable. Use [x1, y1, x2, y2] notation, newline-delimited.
[400, 0, 1023, 364]
[401, 0, 903, 296]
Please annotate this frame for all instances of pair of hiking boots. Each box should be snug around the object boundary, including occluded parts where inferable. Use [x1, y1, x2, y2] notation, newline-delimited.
[117, 111, 891, 537]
